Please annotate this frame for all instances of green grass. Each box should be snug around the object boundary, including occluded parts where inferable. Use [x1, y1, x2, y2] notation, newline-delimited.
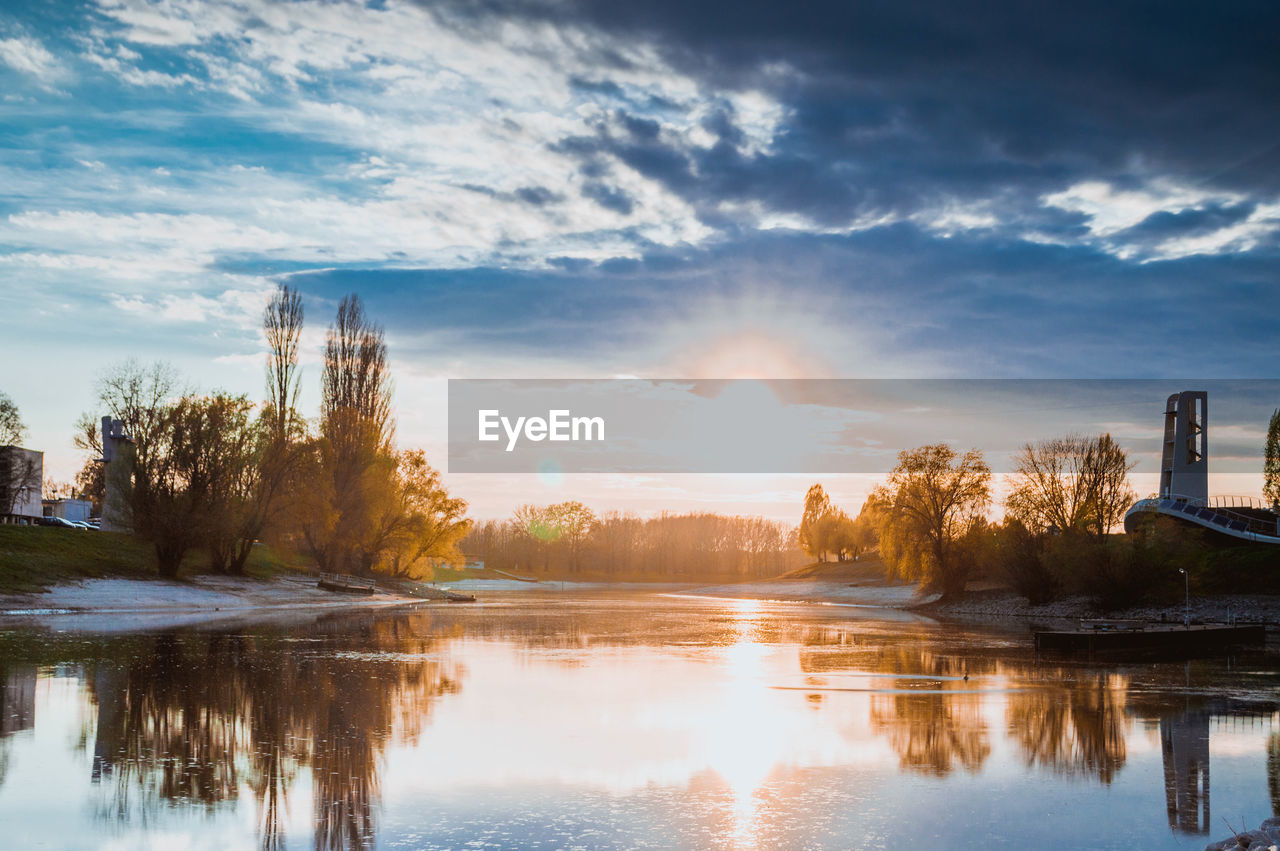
[0, 526, 305, 595]
[778, 553, 896, 584]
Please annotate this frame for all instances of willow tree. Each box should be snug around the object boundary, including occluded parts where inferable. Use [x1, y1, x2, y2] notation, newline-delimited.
[379, 450, 471, 579]
[798, 483, 832, 560]
[869, 444, 991, 600]
[1266, 409, 1280, 507]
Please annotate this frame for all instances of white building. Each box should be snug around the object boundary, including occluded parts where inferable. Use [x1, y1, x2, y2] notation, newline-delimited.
[0, 445, 44, 524]
[47, 498, 93, 523]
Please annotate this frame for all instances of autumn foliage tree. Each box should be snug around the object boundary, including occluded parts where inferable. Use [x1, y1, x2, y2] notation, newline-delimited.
[868, 444, 991, 600]
[375, 450, 471, 579]
[797, 484, 832, 559]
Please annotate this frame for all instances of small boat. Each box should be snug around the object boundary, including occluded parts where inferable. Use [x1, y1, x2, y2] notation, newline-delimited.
[316, 572, 378, 595]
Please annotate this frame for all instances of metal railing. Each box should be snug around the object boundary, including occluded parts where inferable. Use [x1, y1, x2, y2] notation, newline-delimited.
[1137, 494, 1280, 537]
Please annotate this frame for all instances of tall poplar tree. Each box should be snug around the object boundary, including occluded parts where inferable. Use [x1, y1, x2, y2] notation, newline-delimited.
[1265, 408, 1280, 507]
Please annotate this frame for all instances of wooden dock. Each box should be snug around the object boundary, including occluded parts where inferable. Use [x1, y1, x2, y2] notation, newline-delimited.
[1035, 622, 1265, 654]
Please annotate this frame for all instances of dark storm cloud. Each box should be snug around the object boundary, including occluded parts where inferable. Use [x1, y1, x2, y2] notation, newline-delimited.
[292, 2, 1280, 380]
[1119, 202, 1258, 243]
[580, 181, 635, 215]
[426, 0, 1280, 229]
[290, 224, 1280, 377]
[461, 183, 566, 206]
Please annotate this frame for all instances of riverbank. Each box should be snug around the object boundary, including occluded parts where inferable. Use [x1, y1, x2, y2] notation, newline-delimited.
[677, 578, 924, 608]
[914, 587, 1280, 625]
[0, 525, 298, 594]
[0, 574, 423, 632]
[681, 557, 1280, 626]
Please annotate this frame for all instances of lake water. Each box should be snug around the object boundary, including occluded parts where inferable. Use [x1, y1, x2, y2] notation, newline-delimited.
[1, 589, 1278, 849]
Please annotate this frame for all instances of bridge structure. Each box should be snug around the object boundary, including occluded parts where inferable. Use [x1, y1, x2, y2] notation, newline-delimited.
[1123, 390, 1280, 543]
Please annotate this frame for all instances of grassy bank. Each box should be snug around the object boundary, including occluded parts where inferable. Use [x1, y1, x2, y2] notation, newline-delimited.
[0, 526, 302, 595]
[777, 554, 902, 585]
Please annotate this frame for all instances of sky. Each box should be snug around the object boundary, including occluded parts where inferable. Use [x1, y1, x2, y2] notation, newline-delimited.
[1, 0, 1278, 520]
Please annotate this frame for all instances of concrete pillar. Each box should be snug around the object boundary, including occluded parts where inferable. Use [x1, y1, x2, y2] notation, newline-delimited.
[1159, 391, 1208, 503]
[100, 416, 133, 533]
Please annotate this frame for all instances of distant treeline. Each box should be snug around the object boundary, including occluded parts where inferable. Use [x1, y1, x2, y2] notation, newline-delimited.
[464, 504, 805, 581]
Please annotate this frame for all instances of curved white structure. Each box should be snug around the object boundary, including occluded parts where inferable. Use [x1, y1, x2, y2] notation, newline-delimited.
[1124, 494, 1280, 543]
[1125, 390, 1280, 543]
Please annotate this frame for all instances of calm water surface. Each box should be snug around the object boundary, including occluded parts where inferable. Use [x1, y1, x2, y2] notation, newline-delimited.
[2, 590, 1279, 849]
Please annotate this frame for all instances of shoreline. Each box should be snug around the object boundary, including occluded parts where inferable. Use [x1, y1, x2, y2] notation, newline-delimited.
[0, 574, 427, 632]
[912, 587, 1280, 626]
[8, 573, 1280, 634]
[671, 578, 1280, 628]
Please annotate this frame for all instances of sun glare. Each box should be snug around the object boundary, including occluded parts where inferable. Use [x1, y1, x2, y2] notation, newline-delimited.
[702, 602, 792, 845]
[686, 331, 826, 380]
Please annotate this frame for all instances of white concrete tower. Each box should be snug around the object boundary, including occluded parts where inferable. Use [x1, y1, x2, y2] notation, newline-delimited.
[100, 415, 133, 532]
[1159, 391, 1208, 502]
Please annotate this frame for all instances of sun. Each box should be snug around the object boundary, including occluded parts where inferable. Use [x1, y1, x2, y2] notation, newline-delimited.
[686, 331, 825, 379]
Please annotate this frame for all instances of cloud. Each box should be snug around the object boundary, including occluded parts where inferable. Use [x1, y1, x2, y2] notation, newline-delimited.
[3, 0, 1280, 396]
[1043, 179, 1280, 260]
[0, 35, 66, 85]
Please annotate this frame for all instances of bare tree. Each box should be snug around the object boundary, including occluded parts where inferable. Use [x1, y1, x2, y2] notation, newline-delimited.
[197, 394, 263, 574]
[264, 283, 304, 445]
[0, 391, 25, 445]
[322, 294, 391, 444]
[129, 394, 208, 576]
[1006, 433, 1135, 537]
[71, 413, 105, 512]
[300, 293, 396, 574]
[548, 501, 595, 574]
[1083, 434, 1136, 538]
[69, 361, 181, 531]
[95, 360, 181, 449]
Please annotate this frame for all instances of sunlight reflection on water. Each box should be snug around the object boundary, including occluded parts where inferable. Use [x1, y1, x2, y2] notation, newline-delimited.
[0, 590, 1277, 849]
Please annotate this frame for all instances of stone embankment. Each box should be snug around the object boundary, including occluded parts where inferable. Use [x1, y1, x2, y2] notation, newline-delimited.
[918, 589, 1280, 624]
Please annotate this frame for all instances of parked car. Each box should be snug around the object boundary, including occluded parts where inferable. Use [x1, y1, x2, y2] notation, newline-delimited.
[38, 516, 81, 529]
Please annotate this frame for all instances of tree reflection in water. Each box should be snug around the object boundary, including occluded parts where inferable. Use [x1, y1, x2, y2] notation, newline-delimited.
[866, 648, 992, 776]
[1006, 669, 1128, 784]
[801, 633, 1131, 782]
[86, 614, 461, 850]
[1270, 732, 1280, 817]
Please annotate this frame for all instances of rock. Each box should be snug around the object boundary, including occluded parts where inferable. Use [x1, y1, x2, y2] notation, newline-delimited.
[1206, 832, 1280, 851]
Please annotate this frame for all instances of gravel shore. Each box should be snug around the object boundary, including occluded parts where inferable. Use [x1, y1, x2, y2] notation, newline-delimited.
[683, 577, 1280, 627]
[915, 587, 1280, 625]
